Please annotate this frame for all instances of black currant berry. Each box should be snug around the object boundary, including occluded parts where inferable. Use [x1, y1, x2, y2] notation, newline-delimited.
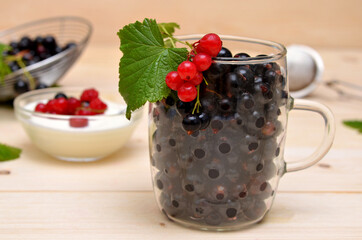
[263, 69, 279, 87]
[36, 83, 48, 89]
[234, 66, 254, 92]
[182, 114, 201, 132]
[54, 92, 68, 99]
[198, 112, 211, 130]
[14, 79, 29, 94]
[8, 61, 20, 72]
[176, 100, 195, 117]
[217, 47, 232, 57]
[205, 63, 231, 84]
[165, 96, 175, 106]
[224, 72, 242, 96]
[218, 97, 236, 114]
[34, 36, 44, 44]
[226, 208, 237, 218]
[18, 36, 35, 50]
[234, 52, 250, 58]
[43, 35, 57, 51]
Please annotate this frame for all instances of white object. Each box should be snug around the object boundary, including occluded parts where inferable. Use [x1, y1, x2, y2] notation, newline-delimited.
[14, 88, 143, 162]
[287, 45, 324, 98]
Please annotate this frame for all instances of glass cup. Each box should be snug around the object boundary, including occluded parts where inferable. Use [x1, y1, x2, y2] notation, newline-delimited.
[148, 35, 335, 231]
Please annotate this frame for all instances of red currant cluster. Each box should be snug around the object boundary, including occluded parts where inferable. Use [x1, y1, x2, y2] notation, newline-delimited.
[165, 33, 222, 102]
[34, 88, 107, 116]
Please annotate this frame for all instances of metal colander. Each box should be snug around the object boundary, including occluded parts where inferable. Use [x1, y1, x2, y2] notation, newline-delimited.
[0, 16, 92, 101]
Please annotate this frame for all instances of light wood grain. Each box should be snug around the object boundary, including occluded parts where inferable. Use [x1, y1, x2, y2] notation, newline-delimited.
[0, 192, 361, 240]
[0, 0, 361, 48]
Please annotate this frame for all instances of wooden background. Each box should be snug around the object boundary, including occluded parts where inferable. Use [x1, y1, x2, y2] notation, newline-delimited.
[1, 0, 362, 48]
[0, 0, 362, 239]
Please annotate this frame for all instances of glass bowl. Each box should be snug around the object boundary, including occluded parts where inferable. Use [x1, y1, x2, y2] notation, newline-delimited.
[14, 87, 143, 162]
[0, 16, 93, 102]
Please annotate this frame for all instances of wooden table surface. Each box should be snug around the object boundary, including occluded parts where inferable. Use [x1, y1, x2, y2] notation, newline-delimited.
[1, 1, 362, 239]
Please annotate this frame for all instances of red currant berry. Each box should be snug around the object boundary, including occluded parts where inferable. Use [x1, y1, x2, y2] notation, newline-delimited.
[189, 72, 203, 86]
[69, 117, 88, 128]
[67, 97, 81, 115]
[80, 88, 99, 102]
[165, 71, 183, 90]
[46, 99, 57, 113]
[89, 98, 107, 114]
[35, 103, 47, 113]
[193, 53, 212, 72]
[177, 82, 197, 102]
[53, 97, 68, 115]
[195, 33, 222, 57]
[75, 108, 96, 116]
[177, 61, 197, 81]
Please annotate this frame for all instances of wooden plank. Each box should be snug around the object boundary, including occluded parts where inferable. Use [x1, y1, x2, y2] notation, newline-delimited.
[0, 0, 361, 48]
[0, 192, 360, 239]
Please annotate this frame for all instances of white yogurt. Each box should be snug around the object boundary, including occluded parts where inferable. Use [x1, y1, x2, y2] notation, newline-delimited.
[18, 100, 142, 162]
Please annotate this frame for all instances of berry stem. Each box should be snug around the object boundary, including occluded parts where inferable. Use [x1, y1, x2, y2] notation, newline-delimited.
[205, 88, 223, 99]
[161, 29, 193, 51]
[192, 85, 201, 114]
[15, 57, 36, 90]
[5, 54, 36, 90]
[160, 25, 176, 48]
[203, 76, 209, 85]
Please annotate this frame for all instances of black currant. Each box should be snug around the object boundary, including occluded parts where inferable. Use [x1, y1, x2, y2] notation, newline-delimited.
[204, 63, 231, 84]
[224, 72, 242, 96]
[8, 61, 20, 72]
[36, 83, 48, 89]
[263, 69, 279, 87]
[14, 79, 29, 94]
[234, 66, 254, 92]
[165, 96, 175, 106]
[239, 93, 255, 110]
[43, 35, 57, 51]
[182, 114, 201, 132]
[18, 36, 35, 50]
[176, 100, 195, 117]
[234, 52, 250, 58]
[217, 47, 232, 57]
[198, 112, 210, 130]
[54, 92, 68, 99]
[34, 36, 43, 45]
[218, 97, 236, 114]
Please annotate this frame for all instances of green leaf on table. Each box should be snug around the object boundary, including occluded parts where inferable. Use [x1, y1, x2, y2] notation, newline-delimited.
[0, 43, 12, 85]
[343, 120, 362, 133]
[158, 22, 180, 38]
[118, 18, 188, 119]
[0, 143, 21, 161]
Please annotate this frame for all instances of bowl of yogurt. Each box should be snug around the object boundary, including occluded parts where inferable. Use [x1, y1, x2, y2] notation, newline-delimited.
[13, 87, 143, 162]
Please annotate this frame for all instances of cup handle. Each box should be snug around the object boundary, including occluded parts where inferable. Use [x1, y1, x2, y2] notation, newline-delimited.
[285, 98, 336, 172]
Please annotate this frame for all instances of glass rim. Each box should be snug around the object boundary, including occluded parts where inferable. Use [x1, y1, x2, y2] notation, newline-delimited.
[0, 16, 93, 39]
[175, 34, 287, 64]
[0, 16, 93, 82]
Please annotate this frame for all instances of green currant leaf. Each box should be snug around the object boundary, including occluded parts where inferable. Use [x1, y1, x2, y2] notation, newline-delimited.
[0, 43, 12, 85]
[343, 120, 362, 133]
[0, 143, 21, 161]
[118, 18, 188, 119]
[158, 22, 180, 38]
